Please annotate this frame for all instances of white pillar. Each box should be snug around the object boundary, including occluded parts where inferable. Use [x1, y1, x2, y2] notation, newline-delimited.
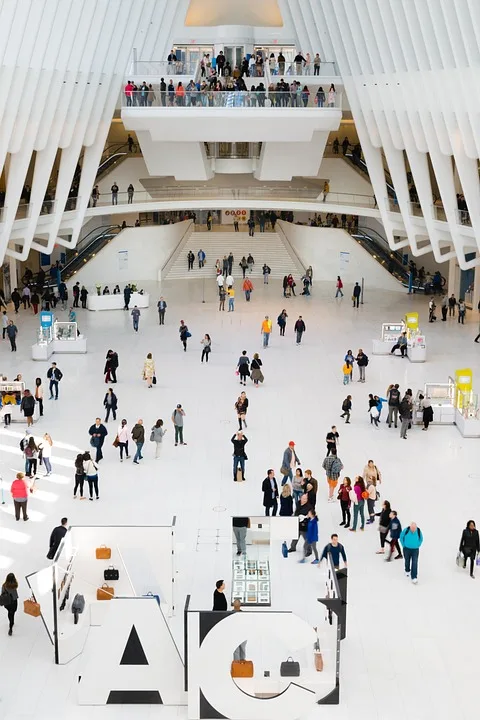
[447, 255, 460, 296]
[473, 264, 480, 312]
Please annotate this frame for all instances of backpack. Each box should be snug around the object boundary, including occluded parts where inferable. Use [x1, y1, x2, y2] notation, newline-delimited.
[389, 389, 400, 406]
[404, 527, 421, 540]
[363, 354, 369, 366]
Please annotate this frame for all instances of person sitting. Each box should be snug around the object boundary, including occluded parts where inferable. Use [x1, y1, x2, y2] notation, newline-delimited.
[102, 286, 110, 295]
[390, 331, 407, 357]
[113, 285, 120, 295]
[301, 275, 311, 296]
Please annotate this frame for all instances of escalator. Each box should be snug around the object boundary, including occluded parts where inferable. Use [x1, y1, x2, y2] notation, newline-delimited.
[351, 226, 408, 284]
[345, 150, 396, 198]
[62, 225, 123, 281]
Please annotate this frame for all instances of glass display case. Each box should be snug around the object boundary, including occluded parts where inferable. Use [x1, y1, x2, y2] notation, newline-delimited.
[37, 327, 53, 345]
[232, 558, 271, 606]
[457, 391, 479, 419]
[381, 322, 405, 342]
[414, 379, 455, 424]
[53, 321, 77, 341]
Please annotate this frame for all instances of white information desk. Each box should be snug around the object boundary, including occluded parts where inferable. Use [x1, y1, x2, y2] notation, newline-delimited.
[87, 292, 149, 311]
[32, 335, 87, 360]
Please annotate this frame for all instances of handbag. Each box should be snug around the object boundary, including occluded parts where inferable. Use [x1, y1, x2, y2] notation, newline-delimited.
[90, 436, 99, 448]
[112, 435, 119, 448]
[152, 376, 157, 385]
[282, 541, 288, 558]
[72, 593, 85, 624]
[97, 584, 114, 600]
[280, 657, 300, 677]
[280, 465, 290, 475]
[96, 545, 111, 560]
[104, 566, 119, 581]
[456, 552, 463, 567]
[314, 652, 324, 672]
[379, 524, 388, 533]
[24, 597, 41, 617]
[186, 331, 192, 338]
[231, 660, 254, 678]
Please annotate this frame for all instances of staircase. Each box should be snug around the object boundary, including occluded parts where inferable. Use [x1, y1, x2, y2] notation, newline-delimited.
[163, 229, 306, 281]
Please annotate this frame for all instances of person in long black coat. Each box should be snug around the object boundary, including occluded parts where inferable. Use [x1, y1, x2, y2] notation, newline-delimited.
[262, 469, 279, 516]
[88, 419, 108, 462]
[47, 518, 68, 559]
[459, 520, 480, 578]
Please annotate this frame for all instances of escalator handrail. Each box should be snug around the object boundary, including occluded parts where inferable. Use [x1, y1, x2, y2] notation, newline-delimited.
[352, 228, 408, 281]
[63, 225, 122, 276]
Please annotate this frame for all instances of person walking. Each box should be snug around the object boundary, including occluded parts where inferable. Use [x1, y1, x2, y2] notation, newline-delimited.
[282, 275, 289, 298]
[47, 517, 68, 560]
[281, 441, 301, 485]
[24, 437, 39, 478]
[387, 384, 401, 428]
[243, 276, 253, 301]
[123, 284, 132, 310]
[40, 433, 53, 475]
[459, 520, 480, 578]
[280, 483, 294, 516]
[375, 500, 392, 554]
[11, 472, 29, 521]
[355, 349, 368, 383]
[116, 419, 130, 461]
[47, 362, 63, 399]
[365, 479, 377, 525]
[385, 510, 403, 561]
[6, 320, 18, 351]
[150, 419, 166, 459]
[88, 418, 108, 462]
[83, 452, 99, 500]
[227, 286, 235, 311]
[326, 426, 339, 456]
[232, 517, 249, 555]
[74, 454, 86, 498]
[103, 387, 118, 421]
[172, 404, 186, 446]
[262, 469, 279, 516]
[106, 350, 119, 383]
[235, 392, 248, 430]
[399, 394, 413, 439]
[335, 276, 344, 298]
[201, 334, 211, 363]
[157, 297, 167, 325]
[131, 305, 141, 332]
[218, 286, 226, 312]
[400, 522, 423, 584]
[337, 477, 352, 528]
[35, 377, 44, 417]
[237, 351, 250, 386]
[320, 534, 347, 569]
[143, 353, 155, 388]
[247, 217, 255, 237]
[131, 419, 145, 464]
[239, 256, 248, 278]
[299, 510, 319, 564]
[250, 353, 264, 386]
[458, 299, 466, 324]
[261, 316, 272, 348]
[231, 431, 248, 481]
[262, 264, 271, 284]
[322, 449, 344, 502]
[1, 573, 19, 635]
[294, 316, 306, 345]
[179, 320, 189, 351]
[287, 494, 313, 554]
[277, 309, 288, 336]
[349, 477, 367, 531]
[340, 395, 352, 423]
[20, 389, 35, 427]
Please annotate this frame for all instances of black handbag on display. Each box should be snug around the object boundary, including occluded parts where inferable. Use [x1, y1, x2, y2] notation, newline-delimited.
[104, 566, 119, 581]
[280, 657, 300, 677]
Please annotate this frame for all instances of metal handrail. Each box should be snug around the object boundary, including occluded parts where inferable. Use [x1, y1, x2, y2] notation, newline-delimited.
[63, 225, 122, 279]
[276, 220, 307, 274]
[161, 220, 194, 277]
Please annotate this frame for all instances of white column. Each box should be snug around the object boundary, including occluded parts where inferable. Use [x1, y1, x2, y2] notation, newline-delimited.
[9, 255, 18, 292]
[447, 255, 460, 296]
[473, 264, 480, 312]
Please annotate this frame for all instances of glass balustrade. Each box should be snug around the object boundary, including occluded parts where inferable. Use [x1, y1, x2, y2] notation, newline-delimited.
[122, 89, 342, 109]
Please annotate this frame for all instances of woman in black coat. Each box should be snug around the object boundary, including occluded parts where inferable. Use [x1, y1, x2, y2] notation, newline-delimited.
[459, 520, 480, 578]
[262, 470, 278, 516]
[375, 500, 391, 554]
[103, 388, 118, 422]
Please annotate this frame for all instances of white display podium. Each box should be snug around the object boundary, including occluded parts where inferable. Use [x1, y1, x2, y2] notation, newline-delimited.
[455, 409, 480, 438]
[372, 339, 393, 355]
[87, 291, 149, 311]
[32, 334, 87, 360]
[407, 337, 426, 363]
[372, 322, 405, 355]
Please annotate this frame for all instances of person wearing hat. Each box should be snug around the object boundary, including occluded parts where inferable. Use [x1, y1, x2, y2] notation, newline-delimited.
[281, 441, 301, 485]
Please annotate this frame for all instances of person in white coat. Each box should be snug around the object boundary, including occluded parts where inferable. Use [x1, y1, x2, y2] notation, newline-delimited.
[40, 433, 53, 475]
[116, 419, 130, 461]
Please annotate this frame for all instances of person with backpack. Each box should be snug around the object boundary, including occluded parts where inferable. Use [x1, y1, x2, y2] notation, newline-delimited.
[335, 276, 344, 298]
[47, 362, 63, 400]
[399, 393, 413, 439]
[386, 510, 403, 561]
[355, 349, 368, 382]
[340, 395, 352, 423]
[400, 522, 423, 583]
[387, 384, 401, 428]
[322, 449, 344, 502]
[262, 264, 271, 284]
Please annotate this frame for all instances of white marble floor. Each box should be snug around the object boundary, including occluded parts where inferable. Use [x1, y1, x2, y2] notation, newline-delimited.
[0, 277, 479, 720]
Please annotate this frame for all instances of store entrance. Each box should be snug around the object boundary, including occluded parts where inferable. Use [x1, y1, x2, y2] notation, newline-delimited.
[224, 46, 244, 69]
[174, 45, 213, 72]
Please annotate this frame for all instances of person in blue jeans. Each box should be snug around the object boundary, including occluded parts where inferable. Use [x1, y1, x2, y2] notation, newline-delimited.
[231, 431, 248, 481]
[281, 441, 301, 486]
[131, 419, 145, 464]
[291, 468, 304, 508]
[131, 306, 140, 332]
[400, 522, 423, 584]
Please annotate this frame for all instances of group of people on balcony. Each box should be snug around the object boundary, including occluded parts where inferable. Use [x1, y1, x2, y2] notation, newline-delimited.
[200, 50, 325, 78]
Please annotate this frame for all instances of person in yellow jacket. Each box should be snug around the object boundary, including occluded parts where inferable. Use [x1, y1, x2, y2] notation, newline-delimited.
[227, 287, 235, 312]
[342, 362, 352, 385]
[261, 316, 272, 348]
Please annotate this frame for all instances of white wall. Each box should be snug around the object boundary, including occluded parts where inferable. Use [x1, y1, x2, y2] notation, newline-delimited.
[317, 157, 373, 196]
[71, 221, 190, 286]
[96, 157, 150, 196]
[279, 221, 403, 292]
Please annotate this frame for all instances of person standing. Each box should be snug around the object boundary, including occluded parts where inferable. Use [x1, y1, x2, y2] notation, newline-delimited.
[322, 449, 344, 502]
[127, 183, 134, 203]
[399, 393, 413, 439]
[111, 182, 119, 205]
[150, 419, 166, 459]
[262, 469, 279, 516]
[277, 309, 288, 336]
[280, 484, 294, 516]
[116, 419, 130, 461]
[179, 320, 189, 351]
[243, 276, 253, 301]
[299, 510, 319, 564]
[261, 315, 272, 347]
[281, 441, 301, 485]
[31, 290, 40, 314]
[20, 389, 35, 427]
[262, 264, 271, 284]
[237, 351, 250, 386]
[320, 534, 347, 569]
[231, 431, 248, 481]
[219, 286, 226, 311]
[88, 418, 108, 462]
[428, 296, 436, 322]
[212, 580, 227, 611]
[172, 404, 186, 446]
[1, 573, 19, 635]
[337, 477, 352, 528]
[47, 362, 63, 399]
[387, 384, 401, 427]
[228, 252, 234, 274]
[400, 522, 423, 584]
[131, 305, 140, 332]
[105, 350, 119, 383]
[235, 392, 248, 430]
[340, 395, 352, 423]
[131, 419, 145, 464]
[232, 517, 249, 555]
[187, 250, 194, 270]
[250, 353, 264, 386]
[349, 477, 367, 531]
[375, 500, 392, 554]
[335, 276, 344, 298]
[143, 353, 155, 388]
[40, 433, 53, 475]
[74, 454, 85, 498]
[355, 349, 368, 383]
[441, 294, 448, 321]
[247, 217, 255, 237]
[11, 472, 29, 521]
[73, 282, 80, 307]
[352, 282, 361, 308]
[458, 298, 466, 324]
[326, 426, 339, 456]
[201, 334, 211, 363]
[385, 510, 403, 561]
[103, 388, 118, 421]
[157, 297, 167, 325]
[80, 285, 88, 309]
[198, 249, 206, 268]
[6, 320, 17, 351]
[294, 316, 306, 345]
[459, 520, 480, 579]
[419, 395, 434, 430]
[47, 518, 68, 559]
[2, 310, 9, 339]
[34, 377, 44, 417]
[83, 452, 99, 500]
[448, 294, 457, 317]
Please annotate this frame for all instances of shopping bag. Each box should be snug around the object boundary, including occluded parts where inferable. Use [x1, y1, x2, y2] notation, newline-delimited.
[97, 584, 114, 600]
[24, 597, 41, 617]
[96, 545, 111, 559]
[456, 552, 463, 567]
[231, 660, 254, 678]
